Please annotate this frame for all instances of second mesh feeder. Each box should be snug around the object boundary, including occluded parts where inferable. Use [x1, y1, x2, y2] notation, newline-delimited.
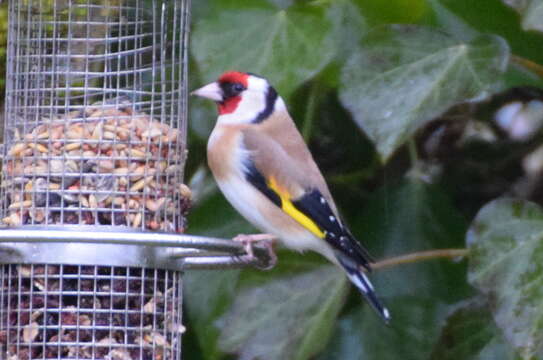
[0, 0, 270, 359]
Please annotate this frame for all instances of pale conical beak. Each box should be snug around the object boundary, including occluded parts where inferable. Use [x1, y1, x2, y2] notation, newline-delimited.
[190, 82, 223, 102]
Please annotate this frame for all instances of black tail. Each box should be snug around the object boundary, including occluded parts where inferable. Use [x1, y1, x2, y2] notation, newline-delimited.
[337, 255, 391, 323]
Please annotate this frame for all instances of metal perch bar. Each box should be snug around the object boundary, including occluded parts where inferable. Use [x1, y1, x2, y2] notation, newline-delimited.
[0, 226, 274, 270]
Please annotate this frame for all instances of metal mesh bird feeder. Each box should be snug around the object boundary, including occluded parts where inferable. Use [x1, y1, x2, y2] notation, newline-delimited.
[0, 0, 270, 358]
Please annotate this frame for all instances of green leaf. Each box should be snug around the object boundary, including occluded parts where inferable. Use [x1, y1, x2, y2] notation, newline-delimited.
[431, 298, 519, 360]
[427, 0, 479, 41]
[467, 198, 543, 359]
[317, 296, 450, 360]
[217, 263, 349, 360]
[339, 25, 509, 161]
[191, 0, 335, 98]
[355, 179, 468, 298]
[326, 0, 367, 60]
[437, 0, 543, 65]
[503, 0, 543, 33]
[184, 269, 241, 360]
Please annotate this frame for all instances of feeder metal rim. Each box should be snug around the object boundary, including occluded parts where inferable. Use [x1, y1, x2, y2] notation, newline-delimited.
[0, 225, 242, 250]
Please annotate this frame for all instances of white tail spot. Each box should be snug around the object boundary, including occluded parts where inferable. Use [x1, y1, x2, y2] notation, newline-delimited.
[383, 308, 391, 320]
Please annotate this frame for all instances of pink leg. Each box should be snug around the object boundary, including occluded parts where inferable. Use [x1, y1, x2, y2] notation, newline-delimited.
[233, 233, 278, 270]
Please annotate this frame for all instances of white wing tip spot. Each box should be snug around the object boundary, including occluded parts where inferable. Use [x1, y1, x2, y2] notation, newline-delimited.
[329, 215, 336, 222]
[383, 308, 391, 320]
[320, 197, 326, 204]
[361, 272, 375, 291]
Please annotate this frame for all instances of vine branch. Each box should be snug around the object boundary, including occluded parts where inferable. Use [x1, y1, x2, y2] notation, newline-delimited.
[238, 234, 469, 270]
[371, 248, 469, 270]
[511, 55, 543, 79]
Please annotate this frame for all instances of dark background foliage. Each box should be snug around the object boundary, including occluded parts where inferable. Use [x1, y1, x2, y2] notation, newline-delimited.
[185, 0, 543, 359]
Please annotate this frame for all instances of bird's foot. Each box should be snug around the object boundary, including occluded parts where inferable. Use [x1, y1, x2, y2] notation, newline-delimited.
[233, 233, 278, 270]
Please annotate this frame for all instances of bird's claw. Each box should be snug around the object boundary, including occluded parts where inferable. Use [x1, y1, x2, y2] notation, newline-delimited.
[233, 233, 277, 270]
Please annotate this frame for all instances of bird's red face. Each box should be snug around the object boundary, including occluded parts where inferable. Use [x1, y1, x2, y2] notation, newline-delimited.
[191, 71, 279, 124]
[216, 71, 250, 115]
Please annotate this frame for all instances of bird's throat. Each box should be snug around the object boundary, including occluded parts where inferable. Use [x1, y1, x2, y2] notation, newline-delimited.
[218, 96, 242, 115]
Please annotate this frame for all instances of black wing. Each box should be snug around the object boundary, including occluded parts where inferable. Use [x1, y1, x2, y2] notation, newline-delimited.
[243, 158, 373, 270]
[292, 189, 374, 271]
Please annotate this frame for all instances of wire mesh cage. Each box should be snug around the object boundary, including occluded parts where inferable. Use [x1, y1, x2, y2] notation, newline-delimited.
[0, 0, 235, 358]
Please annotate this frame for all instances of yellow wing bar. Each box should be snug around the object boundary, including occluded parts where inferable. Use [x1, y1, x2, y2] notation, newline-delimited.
[268, 177, 326, 239]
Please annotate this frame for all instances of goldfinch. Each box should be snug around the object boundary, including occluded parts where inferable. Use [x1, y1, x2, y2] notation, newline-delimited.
[192, 71, 390, 323]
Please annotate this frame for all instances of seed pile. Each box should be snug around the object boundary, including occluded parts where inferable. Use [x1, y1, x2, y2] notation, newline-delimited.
[0, 264, 184, 359]
[1, 101, 190, 231]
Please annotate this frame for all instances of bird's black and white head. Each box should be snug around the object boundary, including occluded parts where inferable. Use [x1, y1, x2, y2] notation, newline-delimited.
[191, 71, 285, 124]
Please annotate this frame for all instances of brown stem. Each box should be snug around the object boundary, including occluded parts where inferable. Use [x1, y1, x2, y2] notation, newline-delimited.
[371, 248, 469, 270]
[511, 55, 543, 79]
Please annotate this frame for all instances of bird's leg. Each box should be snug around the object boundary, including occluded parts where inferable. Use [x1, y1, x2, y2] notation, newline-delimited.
[233, 233, 278, 270]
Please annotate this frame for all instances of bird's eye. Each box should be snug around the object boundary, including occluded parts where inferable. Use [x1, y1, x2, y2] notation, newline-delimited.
[220, 82, 246, 99]
[232, 83, 245, 93]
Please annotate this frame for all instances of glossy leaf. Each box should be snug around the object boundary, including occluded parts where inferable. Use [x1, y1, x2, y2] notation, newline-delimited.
[467, 198, 543, 359]
[217, 263, 348, 360]
[437, 0, 543, 65]
[326, 0, 367, 60]
[354, 180, 468, 299]
[431, 298, 519, 360]
[503, 0, 543, 33]
[184, 269, 241, 360]
[318, 296, 450, 360]
[427, 0, 479, 41]
[339, 25, 509, 161]
[191, 0, 335, 98]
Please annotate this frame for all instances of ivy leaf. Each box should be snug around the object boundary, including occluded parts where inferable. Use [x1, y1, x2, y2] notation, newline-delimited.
[427, 0, 479, 41]
[339, 25, 509, 162]
[217, 262, 348, 360]
[467, 198, 543, 359]
[431, 298, 519, 360]
[326, 0, 367, 60]
[184, 269, 241, 360]
[503, 0, 543, 33]
[191, 0, 335, 98]
[317, 296, 450, 360]
[355, 180, 468, 299]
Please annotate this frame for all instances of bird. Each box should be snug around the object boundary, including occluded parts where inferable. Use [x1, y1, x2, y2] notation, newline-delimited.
[191, 71, 390, 323]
